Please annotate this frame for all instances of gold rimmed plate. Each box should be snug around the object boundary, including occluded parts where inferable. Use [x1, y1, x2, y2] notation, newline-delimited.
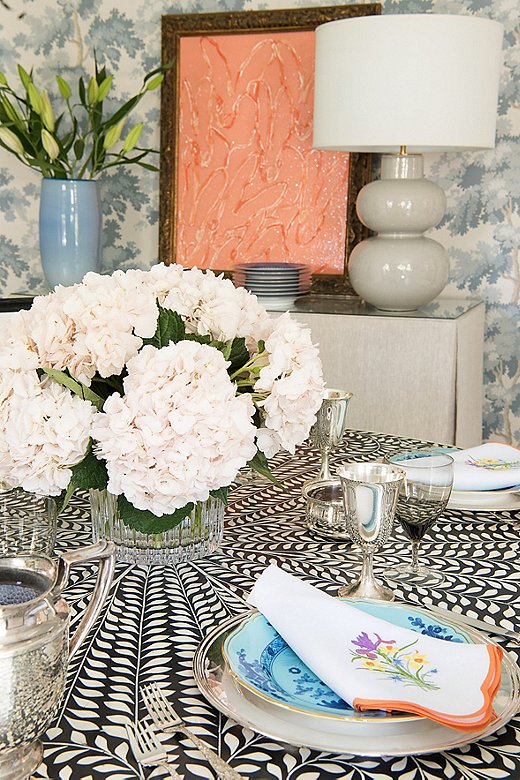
[193, 604, 520, 755]
[221, 600, 472, 728]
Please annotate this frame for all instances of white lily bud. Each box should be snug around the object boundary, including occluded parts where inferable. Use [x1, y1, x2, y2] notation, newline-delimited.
[87, 77, 99, 105]
[122, 122, 143, 153]
[103, 119, 125, 151]
[0, 126, 24, 155]
[41, 128, 60, 160]
[41, 90, 55, 132]
[27, 82, 43, 115]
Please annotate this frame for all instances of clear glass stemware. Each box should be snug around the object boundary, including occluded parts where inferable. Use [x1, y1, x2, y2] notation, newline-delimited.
[383, 450, 454, 588]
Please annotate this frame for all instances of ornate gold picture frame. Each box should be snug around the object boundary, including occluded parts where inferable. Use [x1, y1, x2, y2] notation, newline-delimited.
[160, 4, 381, 296]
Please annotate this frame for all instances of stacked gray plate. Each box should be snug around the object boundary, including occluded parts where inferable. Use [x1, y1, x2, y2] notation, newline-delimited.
[232, 262, 312, 311]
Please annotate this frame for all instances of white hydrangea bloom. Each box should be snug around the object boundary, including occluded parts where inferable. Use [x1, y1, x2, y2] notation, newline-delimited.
[0, 310, 39, 372]
[92, 340, 257, 516]
[0, 370, 95, 495]
[142, 263, 273, 346]
[0, 264, 325, 515]
[254, 313, 325, 457]
[28, 270, 159, 385]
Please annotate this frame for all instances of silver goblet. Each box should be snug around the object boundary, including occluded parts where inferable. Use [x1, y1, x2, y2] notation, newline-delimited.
[309, 389, 353, 481]
[337, 461, 405, 601]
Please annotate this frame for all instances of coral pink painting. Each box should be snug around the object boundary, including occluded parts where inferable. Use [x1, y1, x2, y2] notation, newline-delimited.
[176, 31, 350, 275]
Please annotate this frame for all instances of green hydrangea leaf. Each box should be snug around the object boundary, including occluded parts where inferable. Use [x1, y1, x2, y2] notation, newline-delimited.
[226, 337, 249, 374]
[248, 451, 280, 486]
[143, 305, 185, 348]
[71, 445, 108, 491]
[184, 332, 213, 345]
[210, 486, 228, 504]
[117, 495, 194, 533]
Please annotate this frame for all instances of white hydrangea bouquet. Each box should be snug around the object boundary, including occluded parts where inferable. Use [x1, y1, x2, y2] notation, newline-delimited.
[0, 264, 324, 533]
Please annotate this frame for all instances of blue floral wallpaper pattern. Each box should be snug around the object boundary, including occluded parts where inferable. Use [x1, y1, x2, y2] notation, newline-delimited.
[0, 0, 518, 444]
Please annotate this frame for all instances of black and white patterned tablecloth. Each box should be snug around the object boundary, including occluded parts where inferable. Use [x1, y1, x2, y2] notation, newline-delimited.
[34, 431, 520, 780]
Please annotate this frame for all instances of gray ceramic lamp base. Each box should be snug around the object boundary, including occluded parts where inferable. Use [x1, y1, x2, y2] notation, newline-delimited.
[348, 154, 449, 312]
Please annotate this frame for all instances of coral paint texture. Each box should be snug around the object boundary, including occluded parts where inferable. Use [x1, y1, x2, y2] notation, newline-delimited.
[177, 32, 350, 274]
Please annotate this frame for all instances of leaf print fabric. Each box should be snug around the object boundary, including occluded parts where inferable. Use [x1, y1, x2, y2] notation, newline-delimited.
[248, 564, 503, 731]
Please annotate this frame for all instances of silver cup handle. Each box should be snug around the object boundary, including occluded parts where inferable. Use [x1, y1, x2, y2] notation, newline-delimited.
[52, 540, 116, 659]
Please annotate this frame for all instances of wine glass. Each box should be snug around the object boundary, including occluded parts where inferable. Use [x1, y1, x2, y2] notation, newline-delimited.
[309, 389, 353, 481]
[336, 461, 405, 601]
[383, 449, 454, 587]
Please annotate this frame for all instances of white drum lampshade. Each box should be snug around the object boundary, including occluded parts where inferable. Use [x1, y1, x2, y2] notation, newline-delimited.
[313, 14, 503, 311]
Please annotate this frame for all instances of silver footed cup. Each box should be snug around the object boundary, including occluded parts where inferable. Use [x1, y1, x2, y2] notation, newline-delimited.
[0, 540, 115, 780]
[309, 389, 353, 481]
[337, 462, 405, 601]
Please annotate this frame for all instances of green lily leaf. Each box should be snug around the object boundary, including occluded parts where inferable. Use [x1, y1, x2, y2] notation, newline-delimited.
[103, 94, 141, 129]
[78, 76, 86, 106]
[74, 138, 85, 160]
[146, 74, 164, 91]
[135, 160, 159, 171]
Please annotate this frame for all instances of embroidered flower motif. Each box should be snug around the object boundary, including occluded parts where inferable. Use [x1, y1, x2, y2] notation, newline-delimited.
[350, 632, 439, 692]
[351, 631, 396, 659]
[467, 456, 520, 471]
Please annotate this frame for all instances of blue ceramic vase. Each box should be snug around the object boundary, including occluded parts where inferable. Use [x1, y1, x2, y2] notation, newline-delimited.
[39, 178, 102, 288]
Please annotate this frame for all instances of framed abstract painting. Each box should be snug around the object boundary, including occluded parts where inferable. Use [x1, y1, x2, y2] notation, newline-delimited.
[160, 4, 381, 296]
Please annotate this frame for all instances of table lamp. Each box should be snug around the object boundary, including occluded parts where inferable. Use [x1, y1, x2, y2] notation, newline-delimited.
[313, 14, 503, 311]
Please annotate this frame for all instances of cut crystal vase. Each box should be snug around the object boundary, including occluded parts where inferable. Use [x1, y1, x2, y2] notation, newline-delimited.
[90, 490, 224, 566]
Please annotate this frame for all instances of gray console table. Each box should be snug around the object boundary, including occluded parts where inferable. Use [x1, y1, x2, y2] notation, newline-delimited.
[281, 297, 485, 447]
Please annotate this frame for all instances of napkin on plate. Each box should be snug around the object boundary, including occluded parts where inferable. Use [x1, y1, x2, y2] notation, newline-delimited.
[451, 443, 520, 491]
[247, 564, 502, 732]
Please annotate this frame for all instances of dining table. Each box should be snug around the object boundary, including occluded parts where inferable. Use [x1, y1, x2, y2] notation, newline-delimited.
[32, 429, 520, 780]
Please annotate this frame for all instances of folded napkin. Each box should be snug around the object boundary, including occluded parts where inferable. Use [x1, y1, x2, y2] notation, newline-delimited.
[451, 443, 520, 491]
[247, 565, 502, 732]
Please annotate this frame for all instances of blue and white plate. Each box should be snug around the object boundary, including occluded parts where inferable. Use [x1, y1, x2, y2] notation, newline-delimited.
[222, 600, 471, 723]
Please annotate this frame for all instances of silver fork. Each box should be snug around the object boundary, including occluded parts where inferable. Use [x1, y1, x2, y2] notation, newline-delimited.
[125, 719, 184, 779]
[142, 683, 242, 780]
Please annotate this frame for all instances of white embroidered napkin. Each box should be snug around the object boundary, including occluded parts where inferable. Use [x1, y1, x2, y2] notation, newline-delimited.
[451, 443, 520, 491]
[247, 565, 502, 732]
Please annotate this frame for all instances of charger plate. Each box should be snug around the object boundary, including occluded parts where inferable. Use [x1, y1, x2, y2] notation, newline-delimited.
[221, 600, 469, 725]
[193, 605, 520, 757]
[448, 488, 520, 511]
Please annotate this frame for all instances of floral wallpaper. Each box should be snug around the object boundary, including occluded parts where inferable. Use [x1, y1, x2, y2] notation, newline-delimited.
[0, 0, 518, 444]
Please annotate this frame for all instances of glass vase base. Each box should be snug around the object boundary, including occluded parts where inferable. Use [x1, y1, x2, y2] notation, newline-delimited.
[90, 490, 224, 566]
[103, 537, 223, 566]
[383, 563, 445, 588]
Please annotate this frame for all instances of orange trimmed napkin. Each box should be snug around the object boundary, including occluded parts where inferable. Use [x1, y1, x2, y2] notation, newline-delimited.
[247, 565, 502, 732]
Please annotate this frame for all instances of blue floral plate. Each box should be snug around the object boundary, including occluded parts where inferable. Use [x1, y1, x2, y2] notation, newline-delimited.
[222, 600, 471, 723]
